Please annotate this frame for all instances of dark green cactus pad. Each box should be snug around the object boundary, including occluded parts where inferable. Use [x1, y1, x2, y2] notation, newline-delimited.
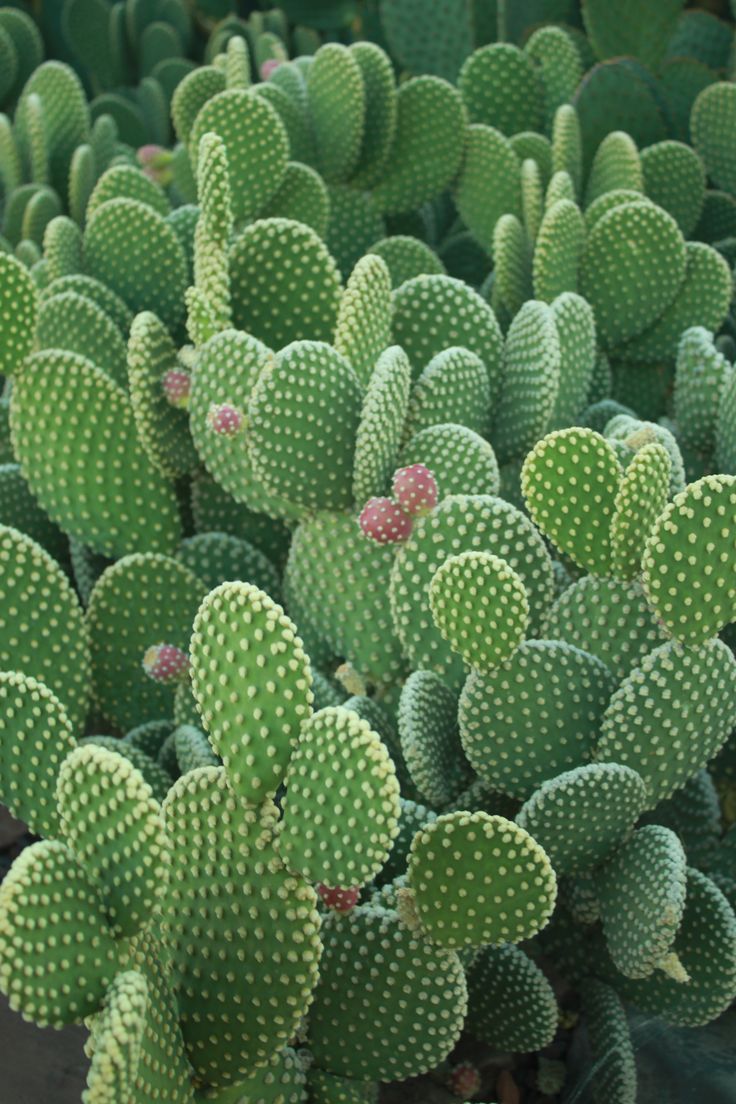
[261, 160, 329, 238]
[278, 705, 400, 887]
[399, 424, 500, 500]
[466, 944, 558, 1053]
[371, 76, 466, 217]
[492, 300, 561, 465]
[551, 104, 582, 199]
[641, 770, 720, 874]
[249, 340, 363, 513]
[230, 218, 342, 348]
[190, 472, 292, 569]
[162, 767, 321, 1086]
[41, 274, 134, 336]
[691, 82, 736, 197]
[490, 213, 531, 320]
[604, 414, 685, 496]
[306, 44, 364, 184]
[190, 581, 312, 804]
[716, 373, 736, 475]
[453, 124, 521, 254]
[522, 427, 624, 577]
[547, 292, 597, 431]
[172, 65, 225, 145]
[392, 274, 504, 405]
[674, 326, 731, 456]
[580, 980, 637, 1104]
[574, 62, 667, 175]
[459, 44, 542, 137]
[35, 290, 128, 389]
[642, 475, 736, 645]
[352, 345, 412, 504]
[83, 968, 150, 1104]
[0, 524, 90, 730]
[0, 671, 77, 840]
[367, 235, 446, 289]
[613, 868, 736, 1027]
[584, 131, 643, 209]
[203, 1047, 307, 1104]
[0, 252, 37, 375]
[584, 189, 651, 234]
[15, 61, 89, 195]
[641, 140, 705, 238]
[459, 641, 616, 800]
[398, 670, 472, 808]
[532, 199, 584, 305]
[0, 840, 117, 1027]
[174, 724, 219, 774]
[429, 551, 529, 674]
[378, 797, 436, 885]
[609, 442, 671, 581]
[525, 24, 582, 131]
[87, 164, 171, 220]
[0, 464, 68, 562]
[595, 639, 736, 807]
[517, 763, 647, 876]
[348, 42, 396, 190]
[125, 719, 176, 762]
[582, 0, 684, 70]
[408, 811, 557, 948]
[190, 89, 288, 223]
[307, 1068, 376, 1104]
[86, 552, 206, 731]
[594, 824, 687, 980]
[285, 510, 405, 690]
[579, 202, 686, 350]
[406, 346, 490, 440]
[83, 198, 187, 332]
[333, 253, 392, 389]
[56, 744, 169, 939]
[177, 531, 280, 600]
[325, 184, 386, 281]
[128, 311, 199, 479]
[307, 902, 467, 1082]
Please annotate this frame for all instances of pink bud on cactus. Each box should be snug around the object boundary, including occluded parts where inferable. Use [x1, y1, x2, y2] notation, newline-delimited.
[391, 464, 438, 518]
[207, 403, 244, 437]
[447, 1061, 482, 1099]
[358, 497, 413, 544]
[162, 369, 191, 409]
[260, 58, 283, 80]
[142, 643, 189, 685]
[137, 144, 174, 186]
[316, 884, 360, 913]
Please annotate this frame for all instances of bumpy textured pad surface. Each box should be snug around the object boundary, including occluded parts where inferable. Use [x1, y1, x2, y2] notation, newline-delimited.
[580, 980, 637, 1104]
[466, 944, 558, 1053]
[352, 345, 412, 504]
[83, 969, 149, 1104]
[190, 582, 313, 804]
[0, 242, 36, 376]
[408, 811, 557, 948]
[398, 670, 471, 808]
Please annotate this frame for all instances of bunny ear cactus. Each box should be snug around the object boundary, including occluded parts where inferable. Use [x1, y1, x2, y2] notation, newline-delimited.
[0, 252, 37, 374]
[352, 344, 412, 503]
[398, 670, 472, 807]
[466, 943, 558, 1053]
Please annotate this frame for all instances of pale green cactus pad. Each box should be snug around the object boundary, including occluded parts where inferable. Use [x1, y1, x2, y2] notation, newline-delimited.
[609, 442, 671, 581]
[333, 252, 392, 389]
[352, 345, 412, 504]
[83, 969, 149, 1104]
[406, 346, 490, 440]
[466, 944, 558, 1052]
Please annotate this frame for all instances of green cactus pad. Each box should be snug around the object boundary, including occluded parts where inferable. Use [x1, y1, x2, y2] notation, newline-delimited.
[546, 292, 597, 431]
[190, 581, 312, 803]
[640, 140, 705, 238]
[466, 944, 558, 1052]
[0, 671, 77, 840]
[391, 495, 554, 688]
[453, 124, 521, 254]
[0, 464, 68, 562]
[352, 345, 411, 504]
[173, 724, 219, 774]
[325, 184, 386, 281]
[306, 44, 364, 184]
[429, 551, 529, 674]
[551, 104, 582, 198]
[716, 374, 736, 475]
[348, 42, 396, 190]
[285, 511, 405, 690]
[595, 639, 736, 806]
[0, 523, 90, 730]
[204, 1047, 307, 1104]
[307, 1068, 376, 1104]
[81, 736, 172, 805]
[41, 274, 133, 336]
[371, 76, 466, 217]
[522, 427, 624, 577]
[83, 969, 149, 1104]
[594, 824, 687, 979]
[0, 252, 36, 375]
[57, 744, 169, 939]
[230, 217, 342, 348]
[492, 300, 561, 464]
[406, 347, 491, 440]
[460, 640, 616, 800]
[584, 131, 643, 209]
[579, 202, 686, 350]
[532, 199, 584, 305]
[491, 213, 532, 319]
[172, 65, 225, 145]
[367, 236, 446, 289]
[525, 25, 582, 131]
[15, 61, 89, 195]
[0, 840, 117, 1027]
[392, 274, 504, 404]
[162, 767, 321, 1086]
[261, 160, 329, 238]
[398, 670, 472, 808]
[401, 423, 500, 500]
[86, 552, 206, 731]
[178, 531, 280, 600]
[83, 198, 187, 332]
[580, 980, 636, 1104]
[408, 811, 557, 948]
[249, 340, 363, 513]
[379, 798, 437, 884]
[691, 82, 736, 197]
[517, 763, 647, 876]
[190, 89, 288, 223]
[37, 287, 127, 387]
[333, 253, 392, 389]
[278, 706, 400, 887]
[642, 770, 720, 873]
[87, 164, 171, 221]
[641, 475, 736, 645]
[674, 327, 731, 457]
[307, 902, 467, 1082]
[604, 414, 685, 496]
[459, 44, 542, 137]
[609, 442, 671, 581]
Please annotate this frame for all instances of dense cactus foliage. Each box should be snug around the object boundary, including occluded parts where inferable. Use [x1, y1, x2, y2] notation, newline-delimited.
[1, 2, 736, 1103]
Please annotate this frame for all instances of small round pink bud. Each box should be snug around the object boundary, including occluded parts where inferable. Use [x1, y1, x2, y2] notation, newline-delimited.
[142, 643, 189, 684]
[207, 403, 243, 437]
[260, 58, 282, 80]
[391, 464, 438, 517]
[447, 1062, 482, 1099]
[137, 144, 173, 185]
[162, 369, 191, 409]
[358, 497, 413, 544]
[316, 884, 360, 913]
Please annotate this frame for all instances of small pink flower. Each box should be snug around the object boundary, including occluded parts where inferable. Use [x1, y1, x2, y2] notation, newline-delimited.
[162, 369, 191, 409]
[207, 403, 243, 437]
[136, 144, 174, 185]
[447, 1061, 482, 1099]
[316, 884, 360, 912]
[260, 58, 282, 80]
[392, 464, 438, 517]
[358, 497, 413, 544]
[142, 643, 189, 685]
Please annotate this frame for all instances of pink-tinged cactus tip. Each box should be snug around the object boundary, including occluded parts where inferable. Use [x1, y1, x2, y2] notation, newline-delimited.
[447, 1061, 482, 1099]
[142, 643, 189, 685]
[391, 464, 438, 518]
[316, 884, 360, 913]
[162, 369, 191, 409]
[207, 403, 244, 437]
[358, 497, 413, 545]
[136, 144, 174, 186]
[260, 58, 283, 80]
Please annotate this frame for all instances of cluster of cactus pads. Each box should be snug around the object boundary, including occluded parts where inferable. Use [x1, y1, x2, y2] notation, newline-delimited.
[2, 1, 736, 1102]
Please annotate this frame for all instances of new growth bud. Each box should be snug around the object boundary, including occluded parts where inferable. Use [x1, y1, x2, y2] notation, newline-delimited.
[359, 497, 413, 544]
[316, 884, 360, 913]
[392, 464, 439, 518]
[162, 369, 191, 409]
[207, 403, 244, 437]
[142, 643, 189, 685]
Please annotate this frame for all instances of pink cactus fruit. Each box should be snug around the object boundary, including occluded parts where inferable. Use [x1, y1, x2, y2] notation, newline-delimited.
[358, 497, 413, 544]
[207, 402, 244, 437]
[392, 464, 438, 518]
[260, 58, 283, 80]
[162, 368, 191, 409]
[447, 1061, 482, 1099]
[142, 643, 189, 685]
[316, 884, 360, 913]
[137, 144, 174, 185]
